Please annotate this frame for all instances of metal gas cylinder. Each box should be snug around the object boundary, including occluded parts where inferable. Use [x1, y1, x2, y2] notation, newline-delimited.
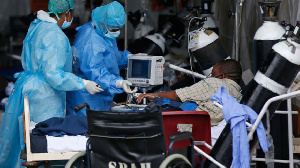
[189, 28, 229, 76]
[204, 21, 300, 168]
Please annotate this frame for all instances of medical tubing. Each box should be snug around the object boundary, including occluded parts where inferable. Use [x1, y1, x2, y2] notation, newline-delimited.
[166, 63, 206, 79]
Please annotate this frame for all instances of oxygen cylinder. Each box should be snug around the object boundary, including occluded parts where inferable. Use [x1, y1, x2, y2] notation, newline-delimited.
[253, 2, 289, 167]
[253, 1, 284, 73]
[201, 0, 219, 34]
[188, 28, 229, 76]
[185, 1, 223, 76]
[129, 22, 173, 56]
[129, 10, 200, 56]
[202, 15, 219, 35]
[204, 21, 300, 168]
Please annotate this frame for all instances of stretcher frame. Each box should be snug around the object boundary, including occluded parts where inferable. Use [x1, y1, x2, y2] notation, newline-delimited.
[248, 89, 300, 168]
[23, 94, 80, 163]
[194, 89, 300, 168]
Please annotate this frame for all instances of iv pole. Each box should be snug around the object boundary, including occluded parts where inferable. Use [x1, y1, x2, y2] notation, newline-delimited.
[124, 0, 128, 50]
[234, 0, 244, 62]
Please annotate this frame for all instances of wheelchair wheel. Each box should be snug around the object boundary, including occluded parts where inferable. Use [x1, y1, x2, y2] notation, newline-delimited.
[65, 152, 87, 168]
[160, 154, 192, 168]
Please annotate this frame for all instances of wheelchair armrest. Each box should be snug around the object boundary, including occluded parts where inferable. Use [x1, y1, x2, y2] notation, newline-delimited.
[168, 132, 194, 155]
[74, 103, 90, 112]
[169, 132, 192, 141]
[145, 103, 161, 112]
[168, 132, 196, 167]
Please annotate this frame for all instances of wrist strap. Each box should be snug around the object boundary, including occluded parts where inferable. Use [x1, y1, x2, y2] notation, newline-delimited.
[153, 93, 160, 98]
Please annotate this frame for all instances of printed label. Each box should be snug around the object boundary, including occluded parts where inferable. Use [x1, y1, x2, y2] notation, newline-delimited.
[156, 65, 163, 72]
[177, 124, 193, 132]
[109, 162, 151, 168]
[188, 30, 200, 49]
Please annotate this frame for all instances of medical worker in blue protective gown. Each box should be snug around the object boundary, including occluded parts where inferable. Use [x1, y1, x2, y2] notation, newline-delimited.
[0, 0, 103, 167]
[66, 1, 137, 115]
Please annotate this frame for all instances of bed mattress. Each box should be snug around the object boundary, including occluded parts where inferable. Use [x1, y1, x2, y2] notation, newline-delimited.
[30, 134, 87, 153]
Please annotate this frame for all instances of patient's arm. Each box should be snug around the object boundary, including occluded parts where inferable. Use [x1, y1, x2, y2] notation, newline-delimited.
[136, 90, 181, 104]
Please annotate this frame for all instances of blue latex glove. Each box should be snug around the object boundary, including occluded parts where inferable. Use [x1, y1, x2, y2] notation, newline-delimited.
[210, 87, 268, 168]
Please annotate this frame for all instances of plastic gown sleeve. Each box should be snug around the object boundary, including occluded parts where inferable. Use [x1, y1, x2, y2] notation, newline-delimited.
[109, 38, 129, 70]
[78, 37, 124, 95]
[117, 50, 130, 70]
[41, 30, 85, 91]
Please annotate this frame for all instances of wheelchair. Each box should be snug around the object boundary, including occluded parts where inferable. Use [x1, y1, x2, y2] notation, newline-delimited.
[65, 103, 203, 168]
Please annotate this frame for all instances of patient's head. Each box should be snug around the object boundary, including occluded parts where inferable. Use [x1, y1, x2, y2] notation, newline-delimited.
[211, 59, 242, 83]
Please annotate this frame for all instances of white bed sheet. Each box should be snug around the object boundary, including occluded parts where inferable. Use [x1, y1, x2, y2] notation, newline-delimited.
[46, 135, 87, 153]
[211, 119, 227, 146]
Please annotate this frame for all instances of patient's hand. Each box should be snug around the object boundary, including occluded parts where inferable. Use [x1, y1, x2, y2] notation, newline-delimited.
[136, 93, 157, 104]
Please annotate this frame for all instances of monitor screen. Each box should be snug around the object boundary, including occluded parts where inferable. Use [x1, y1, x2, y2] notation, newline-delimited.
[128, 59, 151, 78]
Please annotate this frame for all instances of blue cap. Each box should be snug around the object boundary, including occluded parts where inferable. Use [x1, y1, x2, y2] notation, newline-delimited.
[91, 1, 125, 36]
[48, 0, 74, 20]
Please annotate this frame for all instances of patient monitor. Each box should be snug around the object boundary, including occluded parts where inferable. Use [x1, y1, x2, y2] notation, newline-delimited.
[126, 54, 165, 105]
[111, 54, 165, 111]
[127, 54, 165, 87]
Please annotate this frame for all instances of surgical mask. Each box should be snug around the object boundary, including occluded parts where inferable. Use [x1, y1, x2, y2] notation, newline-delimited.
[105, 30, 120, 39]
[61, 16, 73, 29]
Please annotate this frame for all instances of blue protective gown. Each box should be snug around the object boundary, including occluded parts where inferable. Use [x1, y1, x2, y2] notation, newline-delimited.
[66, 22, 130, 115]
[210, 87, 268, 168]
[0, 15, 85, 167]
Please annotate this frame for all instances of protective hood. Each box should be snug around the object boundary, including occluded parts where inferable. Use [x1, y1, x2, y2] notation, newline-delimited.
[91, 1, 125, 36]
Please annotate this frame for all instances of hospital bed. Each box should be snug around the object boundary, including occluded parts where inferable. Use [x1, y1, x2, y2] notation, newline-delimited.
[21, 94, 213, 168]
[21, 95, 85, 167]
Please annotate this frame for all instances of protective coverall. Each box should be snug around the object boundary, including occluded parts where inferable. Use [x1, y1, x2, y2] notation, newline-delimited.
[66, 1, 130, 115]
[0, 10, 85, 167]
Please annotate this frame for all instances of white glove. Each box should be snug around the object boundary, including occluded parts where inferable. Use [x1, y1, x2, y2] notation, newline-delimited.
[83, 79, 104, 95]
[115, 80, 138, 94]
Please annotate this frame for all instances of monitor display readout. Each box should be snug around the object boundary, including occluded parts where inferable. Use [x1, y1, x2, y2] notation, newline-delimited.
[129, 60, 151, 78]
